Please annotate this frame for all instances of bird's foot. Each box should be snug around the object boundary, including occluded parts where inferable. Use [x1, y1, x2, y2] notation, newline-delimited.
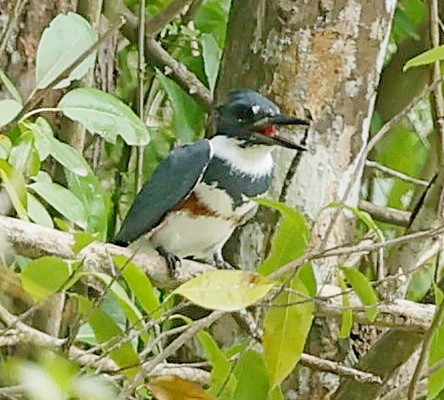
[213, 252, 237, 270]
[156, 246, 181, 274]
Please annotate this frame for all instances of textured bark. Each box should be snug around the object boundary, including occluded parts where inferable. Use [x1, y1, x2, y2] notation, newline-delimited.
[217, 0, 396, 397]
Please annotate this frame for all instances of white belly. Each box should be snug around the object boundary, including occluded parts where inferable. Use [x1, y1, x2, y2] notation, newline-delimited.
[150, 183, 258, 261]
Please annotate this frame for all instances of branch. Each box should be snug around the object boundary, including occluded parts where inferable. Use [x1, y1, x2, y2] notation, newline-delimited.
[365, 160, 428, 187]
[147, 0, 194, 37]
[358, 200, 411, 227]
[0, 215, 214, 289]
[146, 38, 213, 109]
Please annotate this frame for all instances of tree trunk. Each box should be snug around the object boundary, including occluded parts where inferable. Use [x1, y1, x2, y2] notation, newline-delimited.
[217, 0, 396, 397]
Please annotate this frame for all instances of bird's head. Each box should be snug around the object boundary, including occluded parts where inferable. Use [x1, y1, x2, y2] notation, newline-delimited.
[216, 89, 309, 151]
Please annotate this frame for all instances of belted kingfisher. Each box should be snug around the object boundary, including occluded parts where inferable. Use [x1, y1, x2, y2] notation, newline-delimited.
[113, 89, 309, 269]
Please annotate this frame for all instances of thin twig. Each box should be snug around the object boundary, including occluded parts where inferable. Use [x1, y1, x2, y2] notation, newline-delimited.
[365, 160, 429, 186]
[0, 0, 28, 59]
[119, 311, 224, 398]
[136, 0, 146, 193]
[147, 0, 194, 37]
[358, 200, 411, 227]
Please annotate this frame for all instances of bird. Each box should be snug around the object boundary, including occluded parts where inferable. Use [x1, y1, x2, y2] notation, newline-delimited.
[112, 89, 309, 270]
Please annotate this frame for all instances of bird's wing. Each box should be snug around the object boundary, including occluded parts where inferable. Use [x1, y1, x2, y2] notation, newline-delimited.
[113, 139, 212, 245]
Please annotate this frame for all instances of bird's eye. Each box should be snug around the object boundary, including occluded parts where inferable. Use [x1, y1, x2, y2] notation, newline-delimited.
[234, 105, 254, 122]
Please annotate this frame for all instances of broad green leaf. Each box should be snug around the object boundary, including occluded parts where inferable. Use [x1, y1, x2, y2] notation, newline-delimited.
[29, 180, 87, 229]
[35, 12, 97, 89]
[27, 118, 90, 177]
[157, 74, 204, 143]
[197, 330, 236, 398]
[404, 45, 444, 71]
[0, 158, 27, 219]
[72, 232, 98, 254]
[269, 386, 285, 400]
[91, 272, 147, 342]
[263, 274, 314, 387]
[407, 263, 434, 301]
[58, 88, 150, 146]
[233, 350, 269, 400]
[77, 295, 140, 378]
[0, 68, 23, 104]
[66, 170, 109, 239]
[8, 130, 33, 173]
[195, 0, 232, 47]
[200, 33, 221, 93]
[174, 270, 274, 311]
[428, 288, 444, 399]
[0, 99, 22, 127]
[27, 192, 53, 228]
[340, 266, 379, 322]
[113, 256, 161, 318]
[338, 273, 353, 338]
[21, 256, 71, 301]
[257, 198, 310, 275]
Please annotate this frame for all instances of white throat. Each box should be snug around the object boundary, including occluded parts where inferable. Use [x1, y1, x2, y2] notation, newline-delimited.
[210, 135, 274, 177]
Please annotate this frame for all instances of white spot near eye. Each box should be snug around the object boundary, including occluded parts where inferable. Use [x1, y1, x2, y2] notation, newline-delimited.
[252, 104, 261, 114]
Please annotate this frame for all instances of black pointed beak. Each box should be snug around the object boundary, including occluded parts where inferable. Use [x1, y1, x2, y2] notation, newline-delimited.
[249, 114, 310, 151]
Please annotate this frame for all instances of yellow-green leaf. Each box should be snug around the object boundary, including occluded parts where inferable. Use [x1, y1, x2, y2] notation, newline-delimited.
[0, 158, 28, 219]
[174, 270, 274, 311]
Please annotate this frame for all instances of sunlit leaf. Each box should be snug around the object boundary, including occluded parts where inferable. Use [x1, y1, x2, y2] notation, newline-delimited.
[257, 198, 310, 276]
[263, 274, 314, 387]
[35, 12, 97, 89]
[0, 134, 12, 159]
[8, 130, 33, 173]
[71, 375, 117, 400]
[174, 270, 274, 311]
[0, 99, 22, 127]
[72, 232, 98, 254]
[28, 180, 87, 229]
[404, 45, 444, 71]
[18, 361, 64, 400]
[58, 88, 150, 146]
[148, 375, 215, 400]
[21, 256, 72, 301]
[341, 266, 379, 322]
[0, 158, 28, 219]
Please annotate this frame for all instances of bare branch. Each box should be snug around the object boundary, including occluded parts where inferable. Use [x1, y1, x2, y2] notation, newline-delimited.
[365, 160, 428, 187]
[147, 0, 194, 37]
[147, 38, 213, 109]
[358, 200, 411, 227]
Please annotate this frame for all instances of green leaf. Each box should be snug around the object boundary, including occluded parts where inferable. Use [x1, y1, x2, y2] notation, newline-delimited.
[0, 99, 22, 127]
[340, 266, 379, 322]
[200, 33, 221, 93]
[113, 256, 161, 318]
[66, 170, 109, 239]
[0, 134, 12, 159]
[91, 272, 148, 342]
[233, 350, 269, 400]
[27, 192, 53, 228]
[71, 232, 98, 254]
[0, 158, 28, 219]
[8, 130, 33, 173]
[428, 288, 444, 399]
[21, 256, 72, 301]
[263, 274, 314, 387]
[174, 270, 275, 311]
[35, 12, 97, 89]
[157, 74, 204, 143]
[29, 180, 87, 229]
[338, 273, 353, 338]
[77, 295, 140, 378]
[195, 0, 232, 47]
[404, 45, 444, 71]
[269, 386, 285, 400]
[0, 68, 23, 104]
[198, 330, 236, 398]
[257, 198, 310, 275]
[58, 88, 150, 146]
